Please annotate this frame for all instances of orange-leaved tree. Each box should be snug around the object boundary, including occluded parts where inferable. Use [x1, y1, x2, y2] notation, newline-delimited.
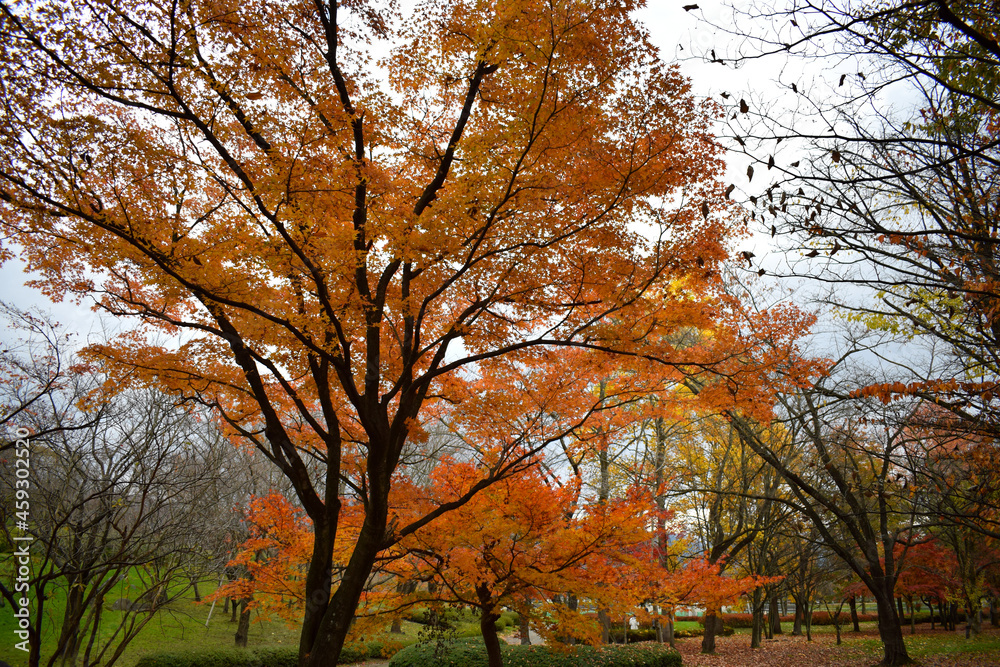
[392, 459, 655, 667]
[0, 0, 782, 662]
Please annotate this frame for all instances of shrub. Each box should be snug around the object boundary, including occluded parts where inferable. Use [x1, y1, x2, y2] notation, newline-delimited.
[388, 638, 682, 667]
[134, 641, 399, 667]
[134, 648, 296, 667]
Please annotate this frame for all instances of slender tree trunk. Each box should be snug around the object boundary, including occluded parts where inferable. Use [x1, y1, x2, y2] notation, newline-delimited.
[991, 598, 998, 627]
[909, 598, 915, 635]
[805, 602, 812, 642]
[897, 597, 905, 621]
[192, 580, 201, 602]
[230, 598, 238, 622]
[850, 595, 860, 632]
[477, 584, 503, 667]
[751, 603, 764, 648]
[519, 611, 531, 645]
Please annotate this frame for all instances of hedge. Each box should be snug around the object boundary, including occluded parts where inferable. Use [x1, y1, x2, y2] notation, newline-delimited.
[388, 638, 682, 667]
[134, 640, 400, 667]
[678, 610, 970, 629]
[607, 626, 732, 643]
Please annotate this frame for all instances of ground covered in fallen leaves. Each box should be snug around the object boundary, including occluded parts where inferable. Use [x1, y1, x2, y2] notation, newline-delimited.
[674, 625, 1000, 666]
[359, 624, 1000, 666]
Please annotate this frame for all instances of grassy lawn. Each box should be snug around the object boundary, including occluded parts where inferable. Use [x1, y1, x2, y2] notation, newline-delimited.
[0, 592, 424, 667]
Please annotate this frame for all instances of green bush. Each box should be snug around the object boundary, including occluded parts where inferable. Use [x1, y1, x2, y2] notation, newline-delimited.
[134, 648, 296, 667]
[388, 638, 682, 667]
[134, 641, 396, 667]
[495, 610, 521, 632]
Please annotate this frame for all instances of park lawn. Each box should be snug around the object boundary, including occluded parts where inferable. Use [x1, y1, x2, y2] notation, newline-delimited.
[0, 590, 424, 667]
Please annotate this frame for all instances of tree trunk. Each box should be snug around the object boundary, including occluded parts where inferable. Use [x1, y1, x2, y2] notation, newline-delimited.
[519, 610, 531, 645]
[390, 618, 403, 634]
[302, 507, 387, 667]
[235, 599, 252, 647]
[850, 595, 860, 632]
[991, 598, 998, 627]
[701, 608, 722, 654]
[477, 584, 503, 667]
[872, 582, 912, 666]
[965, 600, 981, 638]
[897, 597, 905, 621]
[53, 579, 86, 667]
[909, 598, 915, 635]
[598, 609, 611, 644]
[804, 602, 812, 642]
[192, 580, 201, 602]
[750, 603, 764, 648]
[230, 598, 238, 622]
[565, 594, 578, 645]
[769, 595, 782, 636]
[792, 603, 803, 636]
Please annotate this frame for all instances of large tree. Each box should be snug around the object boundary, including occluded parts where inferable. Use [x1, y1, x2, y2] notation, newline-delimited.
[713, 0, 1000, 436]
[0, 1, 779, 663]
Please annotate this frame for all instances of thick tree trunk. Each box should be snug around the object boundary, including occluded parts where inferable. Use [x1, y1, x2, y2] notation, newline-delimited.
[303, 506, 387, 667]
[477, 584, 503, 667]
[519, 611, 531, 645]
[872, 582, 912, 666]
[850, 595, 860, 632]
[965, 600, 981, 638]
[53, 580, 86, 667]
[792, 603, 803, 636]
[598, 609, 611, 644]
[769, 595, 782, 636]
[701, 609, 722, 654]
[235, 599, 252, 647]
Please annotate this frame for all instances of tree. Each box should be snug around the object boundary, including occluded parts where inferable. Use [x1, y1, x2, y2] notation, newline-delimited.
[725, 363, 924, 665]
[0, 0, 768, 663]
[711, 0, 1000, 438]
[397, 462, 654, 667]
[0, 312, 235, 667]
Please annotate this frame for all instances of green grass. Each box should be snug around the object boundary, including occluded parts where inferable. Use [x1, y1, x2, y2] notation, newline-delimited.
[0, 590, 424, 666]
[846, 629, 1000, 660]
